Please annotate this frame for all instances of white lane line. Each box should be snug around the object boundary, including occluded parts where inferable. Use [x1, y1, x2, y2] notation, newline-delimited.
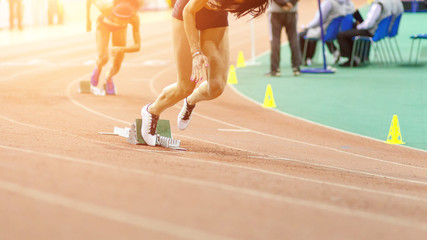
[143, 40, 427, 171]
[0, 179, 232, 240]
[63, 66, 427, 188]
[181, 110, 427, 171]
[217, 129, 252, 132]
[3, 14, 427, 233]
[0, 115, 176, 155]
[177, 134, 427, 186]
[0, 53, 95, 82]
[1, 144, 427, 231]
[2, 114, 427, 205]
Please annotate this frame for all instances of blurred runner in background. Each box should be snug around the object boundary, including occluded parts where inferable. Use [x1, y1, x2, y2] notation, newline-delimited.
[48, 0, 64, 25]
[87, 0, 142, 95]
[8, 0, 23, 30]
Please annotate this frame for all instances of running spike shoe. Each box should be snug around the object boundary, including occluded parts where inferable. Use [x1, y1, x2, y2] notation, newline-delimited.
[177, 98, 196, 130]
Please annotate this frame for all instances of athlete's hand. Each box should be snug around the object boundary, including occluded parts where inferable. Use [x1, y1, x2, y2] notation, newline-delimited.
[110, 47, 125, 57]
[191, 52, 209, 83]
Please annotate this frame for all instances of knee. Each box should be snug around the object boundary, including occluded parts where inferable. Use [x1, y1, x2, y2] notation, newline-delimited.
[207, 79, 226, 99]
[111, 58, 123, 71]
[173, 83, 195, 99]
[98, 54, 109, 66]
[181, 85, 195, 98]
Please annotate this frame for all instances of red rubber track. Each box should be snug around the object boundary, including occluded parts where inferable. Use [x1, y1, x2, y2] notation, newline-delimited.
[0, 1, 426, 239]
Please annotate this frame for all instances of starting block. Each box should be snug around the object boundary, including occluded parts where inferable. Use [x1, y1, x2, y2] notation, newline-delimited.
[79, 81, 105, 96]
[79, 81, 91, 93]
[128, 119, 183, 150]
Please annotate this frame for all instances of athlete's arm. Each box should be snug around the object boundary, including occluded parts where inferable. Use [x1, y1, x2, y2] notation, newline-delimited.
[126, 15, 141, 53]
[111, 16, 141, 56]
[183, 0, 210, 83]
[86, 0, 92, 32]
[183, 0, 207, 55]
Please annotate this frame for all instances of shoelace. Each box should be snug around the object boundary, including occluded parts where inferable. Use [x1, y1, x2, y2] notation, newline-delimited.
[149, 114, 159, 135]
[182, 103, 195, 120]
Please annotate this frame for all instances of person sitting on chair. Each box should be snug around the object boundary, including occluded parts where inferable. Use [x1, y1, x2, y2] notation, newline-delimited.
[298, 0, 346, 66]
[389, 0, 403, 32]
[336, 0, 392, 67]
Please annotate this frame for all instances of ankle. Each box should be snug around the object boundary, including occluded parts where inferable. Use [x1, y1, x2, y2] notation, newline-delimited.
[186, 97, 195, 106]
[147, 104, 160, 117]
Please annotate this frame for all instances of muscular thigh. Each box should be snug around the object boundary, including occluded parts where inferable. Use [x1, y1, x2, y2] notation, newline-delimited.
[200, 27, 229, 85]
[172, 18, 196, 90]
[96, 23, 111, 54]
[112, 28, 127, 47]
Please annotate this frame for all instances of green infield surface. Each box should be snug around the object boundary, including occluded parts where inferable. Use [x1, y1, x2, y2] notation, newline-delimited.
[232, 12, 427, 151]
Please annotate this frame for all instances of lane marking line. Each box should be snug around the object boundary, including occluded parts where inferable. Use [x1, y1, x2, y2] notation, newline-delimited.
[0, 179, 231, 240]
[217, 129, 252, 132]
[64, 68, 427, 187]
[1, 115, 427, 205]
[1, 144, 427, 231]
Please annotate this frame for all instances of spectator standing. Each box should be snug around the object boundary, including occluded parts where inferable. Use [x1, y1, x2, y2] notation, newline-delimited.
[266, 0, 302, 77]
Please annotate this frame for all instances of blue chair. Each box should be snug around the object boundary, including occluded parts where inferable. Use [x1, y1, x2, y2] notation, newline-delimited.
[350, 15, 392, 67]
[302, 16, 345, 64]
[387, 14, 403, 63]
[340, 14, 354, 32]
[409, 34, 427, 64]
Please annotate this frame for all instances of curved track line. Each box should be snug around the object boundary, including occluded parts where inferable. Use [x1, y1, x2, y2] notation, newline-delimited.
[229, 83, 427, 154]
[0, 179, 232, 240]
[1, 114, 426, 204]
[178, 134, 427, 186]
[65, 73, 427, 187]
[180, 109, 427, 170]
[142, 43, 427, 169]
[1, 143, 427, 231]
[0, 115, 175, 154]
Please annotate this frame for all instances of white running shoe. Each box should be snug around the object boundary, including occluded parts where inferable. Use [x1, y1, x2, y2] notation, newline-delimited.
[177, 98, 196, 130]
[141, 104, 159, 146]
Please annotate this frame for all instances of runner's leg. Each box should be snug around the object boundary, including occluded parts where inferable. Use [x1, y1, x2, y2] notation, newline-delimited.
[95, 23, 110, 72]
[107, 28, 127, 80]
[186, 26, 229, 105]
[148, 18, 197, 116]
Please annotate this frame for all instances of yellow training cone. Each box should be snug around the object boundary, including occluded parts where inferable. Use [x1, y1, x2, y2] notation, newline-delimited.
[227, 65, 238, 84]
[262, 84, 276, 108]
[385, 114, 405, 145]
[236, 51, 246, 68]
